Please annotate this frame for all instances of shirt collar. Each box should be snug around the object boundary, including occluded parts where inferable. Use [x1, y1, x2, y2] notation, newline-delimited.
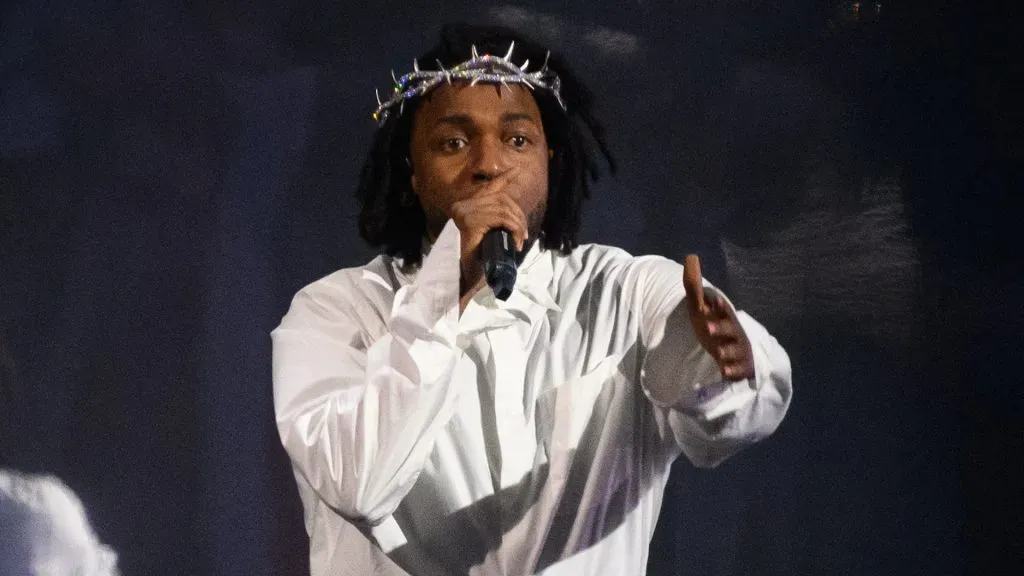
[460, 240, 561, 336]
[480, 239, 557, 304]
[387, 230, 561, 333]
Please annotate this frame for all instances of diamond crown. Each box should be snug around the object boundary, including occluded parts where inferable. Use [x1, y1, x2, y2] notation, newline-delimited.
[373, 42, 565, 125]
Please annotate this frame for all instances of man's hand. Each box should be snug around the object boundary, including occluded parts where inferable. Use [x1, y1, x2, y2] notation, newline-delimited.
[448, 169, 529, 307]
[683, 254, 755, 382]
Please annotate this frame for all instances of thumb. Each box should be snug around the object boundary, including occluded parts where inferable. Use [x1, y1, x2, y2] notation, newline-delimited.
[683, 254, 706, 315]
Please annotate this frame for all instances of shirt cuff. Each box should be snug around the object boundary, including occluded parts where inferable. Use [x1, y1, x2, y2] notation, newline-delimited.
[643, 297, 769, 422]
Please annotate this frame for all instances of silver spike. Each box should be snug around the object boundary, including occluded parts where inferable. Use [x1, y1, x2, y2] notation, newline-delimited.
[542, 51, 551, 70]
[399, 100, 405, 115]
[375, 88, 382, 106]
[503, 41, 515, 61]
[471, 45, 479, 59]
[435, 60, 452, 84]
[519, 59, 530, 71]
[413, 59, 419, 72]
[391, 70, 398, 84]
[470, 76, 482, 86]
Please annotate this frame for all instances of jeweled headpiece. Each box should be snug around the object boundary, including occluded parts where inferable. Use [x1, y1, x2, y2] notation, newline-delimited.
[372, 42, 565, 125]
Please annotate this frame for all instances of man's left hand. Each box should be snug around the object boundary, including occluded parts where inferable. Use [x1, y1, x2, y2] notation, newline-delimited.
[682, 254, 755, 382]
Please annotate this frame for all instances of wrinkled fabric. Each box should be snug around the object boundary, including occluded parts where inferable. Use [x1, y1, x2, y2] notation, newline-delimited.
[272, 220, 792, 576]
[0, 469, 120, 576]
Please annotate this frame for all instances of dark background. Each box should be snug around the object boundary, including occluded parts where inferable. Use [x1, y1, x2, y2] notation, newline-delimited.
[2, 1, 1020, 574]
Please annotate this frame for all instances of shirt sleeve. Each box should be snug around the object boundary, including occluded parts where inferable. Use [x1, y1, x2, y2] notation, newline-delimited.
[629, 255, 793, 468]
[271, 220, 465, 526]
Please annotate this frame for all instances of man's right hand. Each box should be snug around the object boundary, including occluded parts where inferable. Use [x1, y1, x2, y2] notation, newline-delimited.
[448, 170, 529, 307]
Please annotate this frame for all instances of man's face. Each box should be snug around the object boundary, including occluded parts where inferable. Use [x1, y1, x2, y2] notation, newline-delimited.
[409, 83, 550, 239]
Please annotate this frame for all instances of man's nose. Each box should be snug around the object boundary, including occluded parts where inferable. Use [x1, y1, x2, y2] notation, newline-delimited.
[470, 136, 508, 183]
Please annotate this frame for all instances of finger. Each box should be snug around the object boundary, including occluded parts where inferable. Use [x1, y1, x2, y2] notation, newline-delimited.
[501, 202, 529, 250]
[683, 255, 706, 314]
[705, 288, 734, 320]
[472, 183, 529, 247]
[719, 356, 745, 380]
[721, 364, 744, 381]
[707, 319, 743, 341]
[473, 201, 528, 250]
[721, 360, 755, 381]
[490, 196, 528, 248]
[716, 341, 747, 363]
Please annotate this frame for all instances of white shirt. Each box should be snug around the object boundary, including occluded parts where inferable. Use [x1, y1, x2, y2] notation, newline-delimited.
[272, 221, 792, 576]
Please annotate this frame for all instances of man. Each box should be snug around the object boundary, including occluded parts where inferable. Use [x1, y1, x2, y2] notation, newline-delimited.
[273, 23, 792, 576]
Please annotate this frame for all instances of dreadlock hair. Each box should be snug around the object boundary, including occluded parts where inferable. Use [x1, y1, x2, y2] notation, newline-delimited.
[355, 22, 616, 268]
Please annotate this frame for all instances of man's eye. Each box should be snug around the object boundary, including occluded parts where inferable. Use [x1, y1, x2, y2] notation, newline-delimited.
[441, 138, 467, 151]
[509, 135, 529, 148]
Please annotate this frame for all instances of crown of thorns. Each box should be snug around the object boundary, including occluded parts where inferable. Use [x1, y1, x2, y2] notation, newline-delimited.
[372, 42, 566, 125]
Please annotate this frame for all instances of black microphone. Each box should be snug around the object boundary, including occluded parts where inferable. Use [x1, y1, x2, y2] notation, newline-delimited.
[480, 229, 517, 300]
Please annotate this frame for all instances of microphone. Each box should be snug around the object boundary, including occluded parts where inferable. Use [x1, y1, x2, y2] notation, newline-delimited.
[480, 229, 517, 300]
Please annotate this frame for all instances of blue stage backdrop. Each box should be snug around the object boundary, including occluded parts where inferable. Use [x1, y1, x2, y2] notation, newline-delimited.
[1, 1, 1019, 574]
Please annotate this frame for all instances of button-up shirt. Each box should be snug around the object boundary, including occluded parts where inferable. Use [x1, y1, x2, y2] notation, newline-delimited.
[272, 221, 792, 576]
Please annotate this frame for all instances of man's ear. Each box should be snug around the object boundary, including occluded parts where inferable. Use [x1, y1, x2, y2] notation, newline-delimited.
[548, 148, 554, 159]
[410, 173, 418, 195]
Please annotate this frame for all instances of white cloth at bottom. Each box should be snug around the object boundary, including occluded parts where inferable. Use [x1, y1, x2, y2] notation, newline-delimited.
[0, 468, 119, 576]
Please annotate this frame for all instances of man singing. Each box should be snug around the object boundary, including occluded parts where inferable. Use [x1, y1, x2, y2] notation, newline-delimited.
[272, 23, 792, 576]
